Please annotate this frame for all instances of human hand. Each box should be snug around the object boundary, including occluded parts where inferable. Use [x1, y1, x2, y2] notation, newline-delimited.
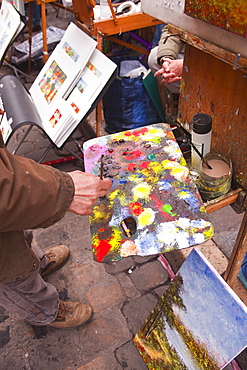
[67, 170, 112, 215]
[154, 58, 183, 84]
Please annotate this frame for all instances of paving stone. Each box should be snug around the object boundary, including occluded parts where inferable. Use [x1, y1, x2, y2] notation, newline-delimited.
[104, 256, 135, 275]
[13, 140, 35, 155]
[66, 261, 105, 288]
[129, 260, 169, 292]
[154, 283, 170, 298]
[77, 352, 122, 370]
[86, 281, 126, 312]
[115, 340, 148, 370]
[78, 313, 132, 360]
[116, 272, 141, 300]
[132, 254, 159, 264]
[20, 332, 81, 370]
[122, 294, 158, 335]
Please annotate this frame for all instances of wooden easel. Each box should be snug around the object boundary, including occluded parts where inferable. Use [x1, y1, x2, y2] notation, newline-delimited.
[71, 0, 163, 137]
[139, 0, 247, 305]
[172, 28, 247, 304]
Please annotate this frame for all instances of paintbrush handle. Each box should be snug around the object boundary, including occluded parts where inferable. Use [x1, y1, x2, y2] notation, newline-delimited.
[168, 119, 212, 170]
[100, 154, 104, 179]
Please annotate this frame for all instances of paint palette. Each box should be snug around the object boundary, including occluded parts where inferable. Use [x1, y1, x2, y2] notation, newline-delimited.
[83, 123, 214, 263]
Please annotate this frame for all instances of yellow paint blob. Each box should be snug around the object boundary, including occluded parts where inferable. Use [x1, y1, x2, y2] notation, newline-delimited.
[108, 189, 121, 201]
[203, 226, 214, 239]
[148, 162, 164, 175]
[199, 205, 207, 213]
[146, 176, 159, 185]
[128, 173, 143, 183]
[145, 127, 166, 142]
[179, 157, 187, 167]
[161, 160, 189, 181]
[178, 191, 190, 199]
[132, 182, 152, 201]
[137, 208, 155, 228]
[108, 228, 123, 251]
[91, 205, 111, 223]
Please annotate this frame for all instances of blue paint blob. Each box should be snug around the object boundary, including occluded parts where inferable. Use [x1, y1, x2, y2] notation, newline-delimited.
[119, 179, 127, 184]
[159, 180, 172, 191]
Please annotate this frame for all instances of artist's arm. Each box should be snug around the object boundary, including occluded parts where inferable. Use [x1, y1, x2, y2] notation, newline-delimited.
[0, 147, 111, 232]
[157, 25, 184, 64]
[155, 25, 184, 84]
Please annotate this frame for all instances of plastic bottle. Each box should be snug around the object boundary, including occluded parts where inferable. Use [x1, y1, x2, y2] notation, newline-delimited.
[100, 0, 111, 19]
[191, 113, 212, 171]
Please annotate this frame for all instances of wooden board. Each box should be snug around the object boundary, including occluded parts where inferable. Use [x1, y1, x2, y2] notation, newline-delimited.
[179, 44, 247, 189]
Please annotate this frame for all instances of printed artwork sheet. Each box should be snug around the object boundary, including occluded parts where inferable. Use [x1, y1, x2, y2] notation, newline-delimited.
[0, 112, 12, 143]
[134, 248, 247, 370]
[42, 47, 116, 147]
[29, 22, 97, 117]
[83, 123, 214, 263]
[67, 48, 117, 106]
[0, 0, 24, 60]
[57, 48, 117, 146]
[41, 99, 75, 144]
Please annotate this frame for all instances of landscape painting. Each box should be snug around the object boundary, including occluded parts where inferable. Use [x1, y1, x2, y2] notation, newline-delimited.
[134, 248, 247, 369]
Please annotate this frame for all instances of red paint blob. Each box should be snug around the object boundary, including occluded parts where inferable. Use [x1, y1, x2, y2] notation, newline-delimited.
[95, 239, 112, 262]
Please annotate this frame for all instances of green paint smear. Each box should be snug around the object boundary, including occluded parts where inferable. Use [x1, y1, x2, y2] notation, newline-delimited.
[162, 204, 176, 216]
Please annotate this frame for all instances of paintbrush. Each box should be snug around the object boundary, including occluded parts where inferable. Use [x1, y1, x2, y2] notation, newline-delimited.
[100, 154, 104, 179]
[169, 119, 213, 170]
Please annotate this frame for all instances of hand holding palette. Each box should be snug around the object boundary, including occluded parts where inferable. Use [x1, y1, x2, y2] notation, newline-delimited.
[83, 123, 214, 263]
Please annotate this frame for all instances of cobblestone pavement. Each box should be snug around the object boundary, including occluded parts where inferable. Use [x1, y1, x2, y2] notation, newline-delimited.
[0, 5, 246, 370]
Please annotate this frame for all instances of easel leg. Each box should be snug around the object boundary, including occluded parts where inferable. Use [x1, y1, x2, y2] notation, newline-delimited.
[41, 0, 48, 63]
[224, 209, 247, 288]
[95, 31, 103, 137]
[28, 2, 33, 73]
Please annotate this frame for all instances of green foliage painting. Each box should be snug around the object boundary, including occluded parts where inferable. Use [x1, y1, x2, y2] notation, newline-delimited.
[134, 248, 247, 369]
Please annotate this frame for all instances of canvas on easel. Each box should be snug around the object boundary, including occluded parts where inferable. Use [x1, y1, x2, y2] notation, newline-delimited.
[83, 123, 214, 263]
[133, 248, 247, 370]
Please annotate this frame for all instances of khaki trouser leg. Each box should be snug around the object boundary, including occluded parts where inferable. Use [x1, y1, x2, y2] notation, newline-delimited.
[0, 245, 59, 326]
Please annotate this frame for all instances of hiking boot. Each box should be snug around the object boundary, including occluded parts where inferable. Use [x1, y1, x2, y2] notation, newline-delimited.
[48, 300, 93, 328]
[41, 245, 70, 277]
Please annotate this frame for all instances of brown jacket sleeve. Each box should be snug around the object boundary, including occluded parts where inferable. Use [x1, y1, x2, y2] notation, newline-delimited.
[0, 147, 75, 232]
[157, 25, 185, 65]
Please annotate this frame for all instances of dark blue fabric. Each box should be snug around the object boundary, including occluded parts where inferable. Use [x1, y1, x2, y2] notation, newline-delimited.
[103, 58, 160, 134]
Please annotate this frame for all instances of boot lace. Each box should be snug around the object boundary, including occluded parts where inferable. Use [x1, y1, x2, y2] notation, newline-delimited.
[55, 301, 73, 321]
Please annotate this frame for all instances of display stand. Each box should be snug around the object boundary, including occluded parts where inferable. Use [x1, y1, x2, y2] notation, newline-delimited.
[2, 69, 117, 164]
